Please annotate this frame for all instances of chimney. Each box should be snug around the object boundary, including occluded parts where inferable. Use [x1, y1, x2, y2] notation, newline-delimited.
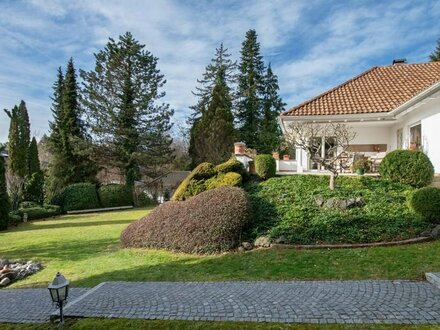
[234, 142, 246, 155]
[392, 58, 407, 65]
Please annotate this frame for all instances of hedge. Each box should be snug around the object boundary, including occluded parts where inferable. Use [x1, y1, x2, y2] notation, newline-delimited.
[379, 150, 434, 187]
[215, 159, 245, 175]
[99, 184, 133, 208]
[255, 154, 276, 180]
[121, 186, 251, 253]
[408, 187, 440, 223]
[17, 205, 61, 220]
[206, 172, 242, 190]
[62, 183, 100, 211]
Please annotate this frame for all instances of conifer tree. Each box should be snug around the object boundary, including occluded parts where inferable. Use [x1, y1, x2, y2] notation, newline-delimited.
[25, 137, 44, 203]
[258, 64, 285, 153]
[236, 29, 265, 150]
[81, 32, 174, 187]
[0, 149, 9, 230]
[191, 67, 235, 165]
[430, 38, 440, 62]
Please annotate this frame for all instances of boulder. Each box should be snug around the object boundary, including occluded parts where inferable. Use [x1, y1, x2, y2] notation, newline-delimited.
[242, 242, 253, 250]
[0, 278, 10, 287]
[0, 259, 9, 268]
[237, 246, 245, 253]
[431, 225, 440, 239]
[322, 197, 364, 210]
[254, 236, 271, 248]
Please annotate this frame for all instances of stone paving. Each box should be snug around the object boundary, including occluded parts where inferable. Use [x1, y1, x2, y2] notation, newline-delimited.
[0, 288, 88, 323]
[58, 280, 440, 324]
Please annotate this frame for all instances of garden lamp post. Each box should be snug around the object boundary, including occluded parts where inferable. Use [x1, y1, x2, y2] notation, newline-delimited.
[48, 272, 70, 323]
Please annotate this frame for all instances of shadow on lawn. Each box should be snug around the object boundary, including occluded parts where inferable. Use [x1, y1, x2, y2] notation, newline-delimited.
[7, 218, 135, 232]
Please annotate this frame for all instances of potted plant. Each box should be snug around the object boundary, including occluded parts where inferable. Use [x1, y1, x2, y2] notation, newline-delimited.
[352, 159, 371, 175]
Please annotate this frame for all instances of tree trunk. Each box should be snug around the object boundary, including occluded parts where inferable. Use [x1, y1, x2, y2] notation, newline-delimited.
[329, 172, 335, 190]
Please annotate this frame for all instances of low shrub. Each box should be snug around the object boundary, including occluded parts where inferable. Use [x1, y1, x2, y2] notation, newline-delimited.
[379, 150, 434, 187]
[244, 175, 428, 244]
[255, 154, 276, 180]
[62, 183, 100, 211]
[98, 184, 133, 208]
[134, 191, 156, 207]
[191, 162, 216, 180]
[121, 186, 251, 253]
[206, 172, 242, 190]
[215, 159, 245, 175]
[17, 204, 61, 220]
[408, 187, 440, 223]
[8, 212, 22, 226]
[19, 201, 39, 209]
[173, 162, 216, 201]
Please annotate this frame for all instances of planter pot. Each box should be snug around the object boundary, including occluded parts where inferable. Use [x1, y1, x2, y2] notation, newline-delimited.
[283, 155, 290, 161]
[356, 168, 365, 176]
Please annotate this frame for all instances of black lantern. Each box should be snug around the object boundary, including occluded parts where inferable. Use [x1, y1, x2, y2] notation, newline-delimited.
[48, 272, 70, 323]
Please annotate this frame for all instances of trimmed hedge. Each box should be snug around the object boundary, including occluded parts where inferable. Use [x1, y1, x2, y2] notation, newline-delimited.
[408, 187, 440, 223]
[255, 154, 276, 180]
[379, 150, 434, 187]
[121, 187, 251, 253]
[215, 159, 245, 175]
[206, 172, 242, 190]
[62, 183, 100, 211]
[12, 204, 61, 221]
[99, 184, 133, 208]
[173, 162, 216, 201]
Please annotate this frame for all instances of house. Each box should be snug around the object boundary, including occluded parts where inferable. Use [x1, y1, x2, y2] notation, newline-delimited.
[145, 171, 190, 203]
[279, 61, 440, 174]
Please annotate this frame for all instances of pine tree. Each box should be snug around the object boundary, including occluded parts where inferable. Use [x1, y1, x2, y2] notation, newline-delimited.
[258, 64, 286, 153]
[25, 137, 44, 203]
[81, 32, 174, 187]
[236, 29, 266, 150]
[0, 146, 10, 230]
[430, 38, 440, 62]
[191, 67, 235, 165]
[18, 100, 31, 174]
[48, 59, 97, 195]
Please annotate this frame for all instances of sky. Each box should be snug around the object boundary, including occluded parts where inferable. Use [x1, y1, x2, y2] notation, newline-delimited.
[1, 0, 440, 142]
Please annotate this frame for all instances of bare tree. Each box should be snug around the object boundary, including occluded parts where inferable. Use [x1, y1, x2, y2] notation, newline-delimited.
[286, 122, 356, 190]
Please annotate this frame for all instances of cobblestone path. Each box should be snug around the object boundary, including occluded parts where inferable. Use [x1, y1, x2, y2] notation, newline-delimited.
[0, 288, 88, 323]
[57, 280, 440, 324]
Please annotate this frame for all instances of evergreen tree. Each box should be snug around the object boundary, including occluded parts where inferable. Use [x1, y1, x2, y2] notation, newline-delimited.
[191, 67, 235, 165]
[81, 32, 174, 187]
[24, 137, 44, 204]
[430, 38, 440, 62]
[236, 29, 266, 150]
[258, 64, 285, 153]
[0, 149, 9, 230]
[48, 59, 97, 194]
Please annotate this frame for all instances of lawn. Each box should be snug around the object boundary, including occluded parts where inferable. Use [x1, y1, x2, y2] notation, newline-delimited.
[0, 207, 440, 288]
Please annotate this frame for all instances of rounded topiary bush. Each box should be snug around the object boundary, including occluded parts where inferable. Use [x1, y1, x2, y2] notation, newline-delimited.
[408, 187, 440, 223]
[121, 186, 251, 253]
[255, 154, 276, 180]
[215, 159, 245, 175]
[205, 172, 242, 190]
[379, 150, 434, 187]
[172, 162, 216, 201]
[98, 184, 133, 208]
[62, 183, 100, 211]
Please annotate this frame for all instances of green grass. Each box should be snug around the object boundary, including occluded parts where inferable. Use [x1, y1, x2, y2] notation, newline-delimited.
[0, 207, 440, 288]
[1, 319, 440, 330]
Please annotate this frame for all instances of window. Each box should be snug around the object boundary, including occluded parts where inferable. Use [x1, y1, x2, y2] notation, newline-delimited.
[409, 124, 421, 150]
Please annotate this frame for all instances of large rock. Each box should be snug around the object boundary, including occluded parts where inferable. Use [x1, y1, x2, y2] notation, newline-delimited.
[431, 225, 440, 239]
[242, 242, 253, 250]
[316, 196, 365, 210]
[0, 260, 42, 288]
[254, 236, 271, 248]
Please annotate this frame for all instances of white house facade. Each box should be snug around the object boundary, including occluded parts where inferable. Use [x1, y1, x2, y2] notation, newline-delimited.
[279, 61, 440, 174]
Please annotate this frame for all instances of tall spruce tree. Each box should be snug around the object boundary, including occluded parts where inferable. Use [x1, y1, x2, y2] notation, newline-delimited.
[191, 67, 235, 165]
[258, 64, 285, 153]
[25, 137, 44, 203]
[81, 32, 174, 187]
[48, 59, 97, 194]
[236, 29, 266, 150]
[430, 38, 440, 62]
[0, 148, 9, 230]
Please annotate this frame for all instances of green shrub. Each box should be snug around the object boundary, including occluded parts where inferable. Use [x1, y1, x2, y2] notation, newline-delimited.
[172, 162, 216, 201]
[24, 171, 44, 204]
[244, 175, 428, 244]
[191, 162, 216, 180]
[255, 154, 276, 180]
[206, 172, 242, 190]
[215, 159, 245, 175]
[134, 191, 156, 207]
[0, 155, 9, 231]
[121, 187, 251, 253]
[62, 183, 100, 211]
[408, 187, 440, 223]
[19, 201, 39, 209]
[98, 184, 133, 208]
[17, 204, 61, 220]
[8, 212, 21, 226]
[379, 150, 434, 187]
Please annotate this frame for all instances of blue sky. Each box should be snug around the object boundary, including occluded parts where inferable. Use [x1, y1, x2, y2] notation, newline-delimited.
[1, 0, 440, 142]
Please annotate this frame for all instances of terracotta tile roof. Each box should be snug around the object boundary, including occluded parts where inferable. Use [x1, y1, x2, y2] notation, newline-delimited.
[282, 62, 440, 117]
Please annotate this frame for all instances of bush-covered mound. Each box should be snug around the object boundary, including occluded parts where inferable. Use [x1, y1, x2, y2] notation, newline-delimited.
[379, 149, 434, 187]
[408, 187, 440, 223]
[255, 154, 276, 180]
[244, 175, 429, 244]
[173, 160, 245, 201]
[62, 183, 100, 211]
[121, 186, 251, 253]
[99, 184, 133, 208]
